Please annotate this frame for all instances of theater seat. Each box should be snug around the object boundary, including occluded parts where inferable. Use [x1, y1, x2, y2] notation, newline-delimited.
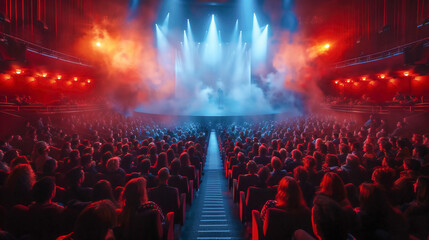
[263, 208, 312, 240]
[240, 186, 277, 223]
[233, 174, 259, 203]
[114, 209, 167, 240]
[148, 186, 186, 226]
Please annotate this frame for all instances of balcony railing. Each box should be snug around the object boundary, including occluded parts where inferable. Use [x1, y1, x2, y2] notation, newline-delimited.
[334, 37, 429, 69]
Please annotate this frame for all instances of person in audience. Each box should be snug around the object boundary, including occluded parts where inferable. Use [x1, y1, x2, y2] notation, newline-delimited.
[118, 177, 164, 239]
[93, 180, 117, 206]
[303, 156, 322, 186]
[340, 154, 368, 187]
[3, 164, 35, 206]
[256, 166, 270, 188]
[311, 195, 355, 240]
[405, 176, 429, 240]
[267, 156, 287, 186]
[237, 160, 259, 194]
[356, 183, 408, 240]
[29, 176, 64, 240]
[151, 152, 168, 175]
[178, 152, 196, 185]
[148, 168, 180, 218]
[104, 157, 126, 188]
[58, 200, 117, 240]
[253, 145, 270, 165]
[285, 149, 304, 173]
[168, 159, 188, 195]
[294, 166, 315, 208]
[65, 167, 93, 202]
[260, 176, 311, 230]
[139, 158, 157, 189]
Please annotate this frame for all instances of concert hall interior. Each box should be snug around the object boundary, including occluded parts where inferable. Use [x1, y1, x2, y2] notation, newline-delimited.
[0, 0, 428, 240]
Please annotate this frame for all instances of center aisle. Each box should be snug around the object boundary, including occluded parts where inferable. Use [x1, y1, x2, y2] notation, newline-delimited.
[180, 131, 244, 240]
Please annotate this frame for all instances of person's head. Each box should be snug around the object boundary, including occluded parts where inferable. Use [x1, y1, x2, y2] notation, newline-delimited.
[66, 167, 85, 188]
[139, 159, 151, 174]
[179, 152, 190, 167]
[294, 166, 308, 182]
[149, 146, 157, 155]
[415, 176, 429, 205]
[258, 145, 268, 156]
[320, 172, 346, 203]
[121, 177, 148, 209]
[303, 156, 317, 170]
[93, 180, 114, 202]
[157, 167, 170, 185]
[324, 154, 340, 168]
[5, 163, 36, 193]
[312, 195, 348, 240]
[155, 152, 168, 170]
[257, 166, 270, 183]
[246, 160, 258, 174]
[73, 200, 117, 240]
[271, 156, 282, 170]
[291, 149, 302, 161]
[276, 176, 306, 208]
[35, 141, 49, 156]
[81, 154, 93, 168]
[363, 143, 374, 154]
[9, 156, 29, 169]
[32, 176, 56, 204]
[371, 167, 395, 189]
[170, 159, 181, 175]
[359, 183, 390, 215]
[106, 157, 121, 172]
[403, 158, 420, 172]
[345, 154, 360, 167]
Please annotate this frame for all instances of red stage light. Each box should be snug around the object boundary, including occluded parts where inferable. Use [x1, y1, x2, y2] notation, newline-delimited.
[380, 74, 385, 79]
[96, 42, 101, 47]
[50, 79, 56, 84]
[324, 44, 330, 49]
[403, 72, 409, 77]
[346, 79, 351, 83]
[57, 75, 62, 80]
[73, 77, 78, 82]
[361, 77, 367, 81]
[66, 81, 72, 86]
[42, 73, 47, 78]
[15, 69, 22, 74]
[87, 79, 91, 83]
[334, 80, 339, 84]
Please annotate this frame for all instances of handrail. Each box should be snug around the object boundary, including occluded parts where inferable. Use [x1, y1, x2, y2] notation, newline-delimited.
[0, 32, 91, 67]
[325, 103, 429, 114]
[0, 103, 105, 113]
[334, 37, 429, 69]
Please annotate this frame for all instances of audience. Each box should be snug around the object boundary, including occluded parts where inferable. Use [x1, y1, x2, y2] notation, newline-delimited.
[0, 111, 428, 239]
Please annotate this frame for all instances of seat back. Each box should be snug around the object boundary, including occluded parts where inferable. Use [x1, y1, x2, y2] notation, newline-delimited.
[148, 187, 180, 218]
[116, 209, 163, 240]
[263, 208, 312, 240]
[246, 187, 277, 213]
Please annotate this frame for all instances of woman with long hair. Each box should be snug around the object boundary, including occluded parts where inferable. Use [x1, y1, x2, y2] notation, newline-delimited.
[118, 177, 164, 240]
[260, 176, 310, 222]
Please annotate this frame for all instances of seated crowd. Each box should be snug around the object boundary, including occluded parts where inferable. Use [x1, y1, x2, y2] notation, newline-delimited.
[220, 115, 429, 240]
[0, 112, 208, 240]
